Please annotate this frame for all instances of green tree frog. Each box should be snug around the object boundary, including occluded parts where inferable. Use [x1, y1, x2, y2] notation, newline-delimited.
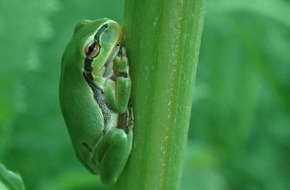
[59, 18, 133, 185]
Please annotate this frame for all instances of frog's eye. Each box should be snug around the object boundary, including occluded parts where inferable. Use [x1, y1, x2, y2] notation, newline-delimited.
[85, 40, 100, 58]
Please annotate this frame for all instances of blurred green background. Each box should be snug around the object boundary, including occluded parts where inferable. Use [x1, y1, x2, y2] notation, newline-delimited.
[0, 0, 289, 189]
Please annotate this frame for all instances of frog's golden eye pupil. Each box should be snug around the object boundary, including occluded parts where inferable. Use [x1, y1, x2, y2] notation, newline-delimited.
[85, 40, 100, 58]
[89, 44, 95, 52]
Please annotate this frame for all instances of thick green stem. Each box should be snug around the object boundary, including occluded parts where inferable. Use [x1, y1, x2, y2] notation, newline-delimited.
[108, 0, 205, 189]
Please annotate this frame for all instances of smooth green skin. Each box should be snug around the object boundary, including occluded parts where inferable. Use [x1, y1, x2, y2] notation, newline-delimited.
[59, 18, 132, 185]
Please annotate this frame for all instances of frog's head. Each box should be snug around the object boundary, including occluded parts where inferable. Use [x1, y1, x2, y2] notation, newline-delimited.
[63, 18, 121, 77]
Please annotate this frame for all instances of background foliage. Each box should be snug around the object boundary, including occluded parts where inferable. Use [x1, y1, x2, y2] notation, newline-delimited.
[0, 0, 289, 189]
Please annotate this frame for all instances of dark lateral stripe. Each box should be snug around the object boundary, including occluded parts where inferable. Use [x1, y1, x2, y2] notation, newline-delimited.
[94, 24, 108, 40]
[84, 57, 93, 72]
[82, 71, 111, 133]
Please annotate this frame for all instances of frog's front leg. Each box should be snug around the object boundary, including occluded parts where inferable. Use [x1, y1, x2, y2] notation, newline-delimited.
[105, 47, 131, 113]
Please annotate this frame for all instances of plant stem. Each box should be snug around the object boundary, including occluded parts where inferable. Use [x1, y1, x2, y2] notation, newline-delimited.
[109, 0, 205, 189]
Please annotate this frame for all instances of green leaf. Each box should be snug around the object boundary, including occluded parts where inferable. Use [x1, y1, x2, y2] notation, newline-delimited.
[0, 164, 25, 190]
